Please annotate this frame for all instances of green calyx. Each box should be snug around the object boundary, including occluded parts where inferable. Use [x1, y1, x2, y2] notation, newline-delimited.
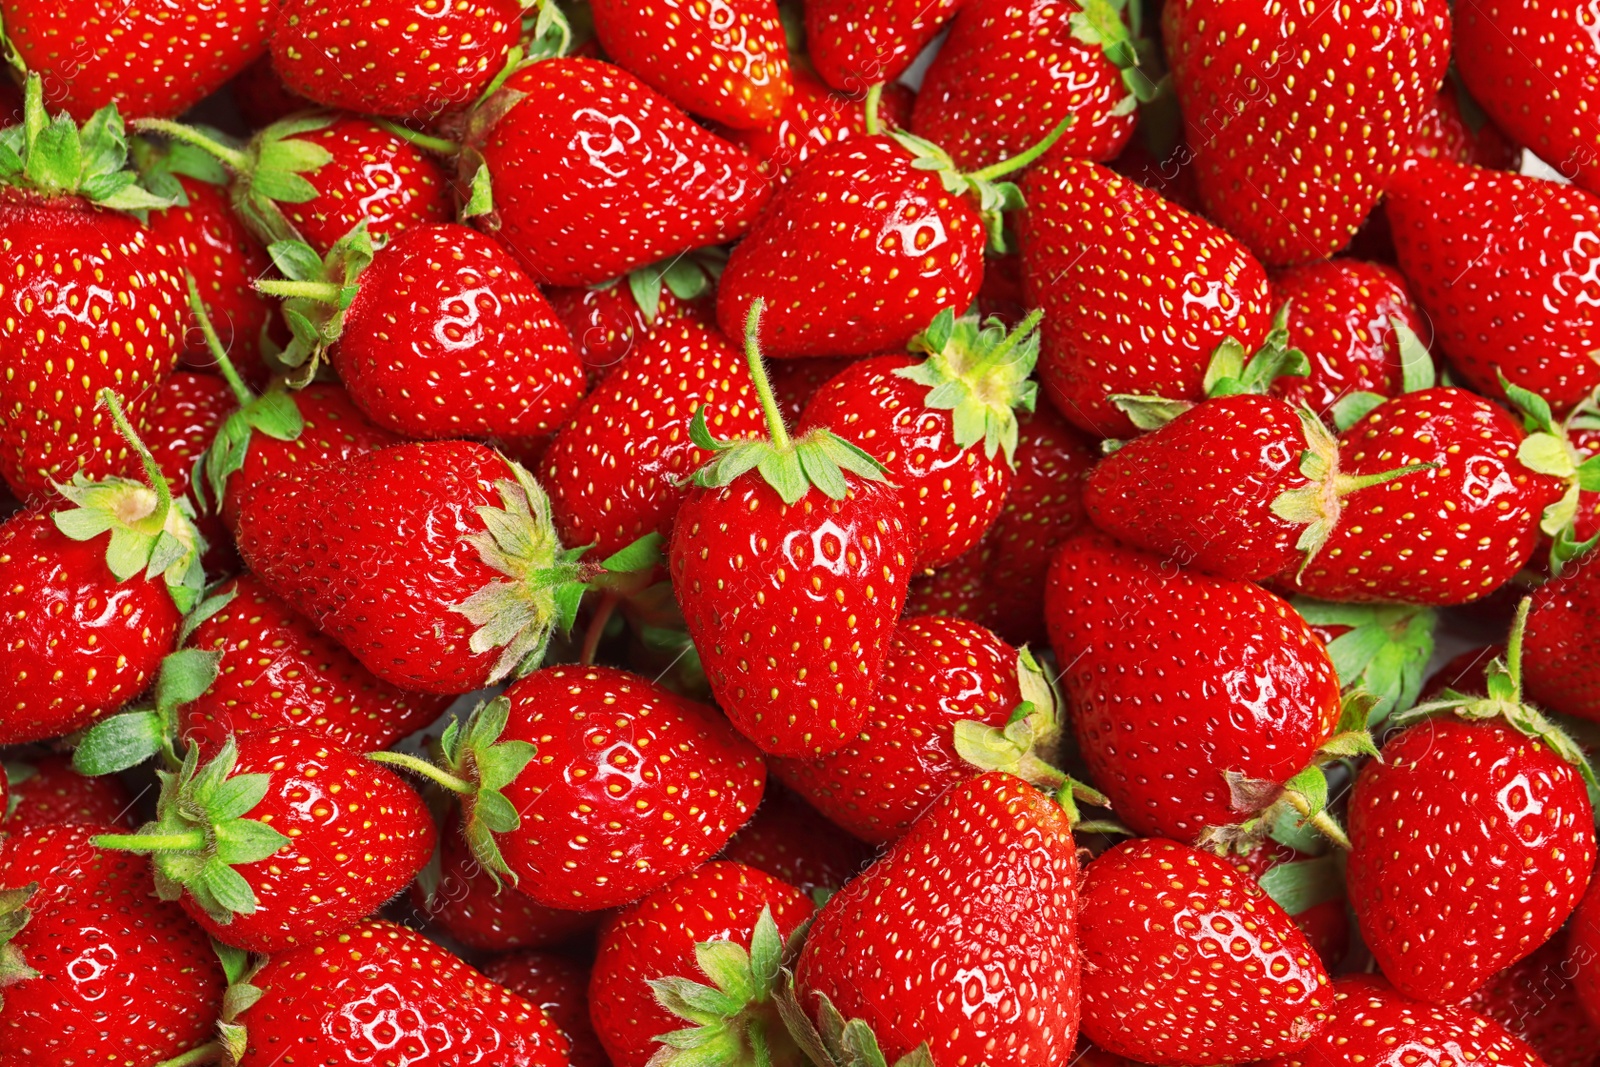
[0, 74, 173, 211]
[254, 225, 375, 382]
[649, 906, 810, 1067]
[0, 883, 41, 1003]
[1068, 0, 1162, 111]
[774, 982, 933, 1067]
[1329, 319, 1437, 431]
[1501, 375, 1600, 572]
[72, 647, 221, 777]
[91, 738, 292, 925]
[211, 938, 267, 1064]
[691, 300, 887, 506]
[897, 307, 1043, 465]
[129, 130, 230, 206]
[602, 247, 728, 325]
[1291, 599, 1437, 728]
[1256, 854, 1345, 917]
[51, 389, 208, 613]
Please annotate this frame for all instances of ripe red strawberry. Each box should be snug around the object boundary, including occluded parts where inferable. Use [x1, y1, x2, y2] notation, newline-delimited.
[271, 0, 523, 118]
[1162, 0, 1450, 266]
[775, 615, 1054, 844]
[590, 861, 815, 1067]
[541, 316, 766, 559]
[1573, 876, 1600, 1029]
[1230, 841, 1351, 972]
[1523, 546, 1600, 723]
[1019, 157, 1273, 439]
[590, 0, 792, 128]
[483, 952, 609, 1067]
[545, 250, 723, 380]
[133, 369, 238, 569]
[726, 62, 914, 186]
[1464, 941, 1600, 1067]
[1283, 387, 1566, 605]
[3, 754, 136, 832]
[228, 917, 571, 1067]
[1045, 532, 1345, 844]
[236, 440, 590, 693]
[1387, 159, 1600, 411]
[1421, 643, 1501, 702]
[1078, 838, 1332, 1063]
[463, 57, 772, 287]
[178, 572, 451, 752]
[1412, 84, 1520, 170]
[0, 83, 185, 502]
[719, 785, 874, 896]
[0, 823, 226, 1064]
[912, 0, 1151, 169]
[93, 729, 435, 954]
[768, 356, 861, 426]
[804, 0, 963, 93]
[669, 305, 914, 756]
[0, 0, 273, 120]
[1456, 1, 1600, 194]
[793, 772, 1081, 1066]
[1348, 614, 1596, 1004]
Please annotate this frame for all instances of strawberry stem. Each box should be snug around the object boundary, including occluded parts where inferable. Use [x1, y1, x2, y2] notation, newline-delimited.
[254, 278, 345, 303]
[152, 1042, 224, 1067]
[130, 118, 250, 174]
[967, 116, 1074, 182]
[743, 299, 791, 450]
[98, 388, 174, 524]
[184, 273, 254, 407]
[1279, 796, 1352, 851]
[373, 119, 460, 157]
[92, 830, 207, 852]
[1506, 596, 1530, 699]
[366, 751, 476, 795]
[1334, 462, 1437, 495]
[863, 82, 884, 137]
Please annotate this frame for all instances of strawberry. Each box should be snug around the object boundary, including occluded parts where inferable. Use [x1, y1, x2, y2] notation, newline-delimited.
[483, 952, 609, 1067]
[1386, 159, 1600, 411]
[1523, 547, 1600, 724]
[133, 369, 239, 570]
[774, 615, 1061, 844]
[230, 54, 314, 129]
[719, 784, 874, 896]
[726, 62, 914, 186]
[1045, 532, 1347, 844]
[589, 0, 792, 128]
[1573, 875, 1600, 1029]
[258, 222, 587, 439]
[545, 250, 724, 381]
[792, 772, 1081, 1067]
[1455, 0, 1600, 193]
[271, 0, 524, 119]
[92, 729, 435, 954]
[1078, 838, 1332, 1063]
[1421, 643, 1501, 702]
[462, 57, 773, 288]
[1412, 84, 1520, 170]
[3, 754, 136, 832]
[912, 0, 1153, 170]
[1464, 940, 1600, 1067]
[1259, 975, 1547, 1067]
[669, 303, 914, 757]
[0, 0, 273, 121]
[226, 917, 571, 1067]
[1162, 0, 1450, 266]
[1347, 604, 1597, 1003]
[0, 80, 185, 502]
[236, 440, 591, 694]
[768, 356, 861, 426]
[803, 0, 963, 93]
[378, 667, 766, 909]
[1019, 157, 1273, 439]
[1232, 841, 1351, 972]
[0, 823, 226, 1064]
[589, 861, 815, 1067]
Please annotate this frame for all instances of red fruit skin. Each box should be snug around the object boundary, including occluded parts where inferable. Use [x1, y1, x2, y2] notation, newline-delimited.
[541, 317, 765, 558]
[804, 0, 963, 93]
[1387, 159, 1600, 411]
[495, 665, 767, 911]
[911, 0, 1138, 170]
[0, 192, 184, 502]
[1078, 838, 1332, 1064]
[0, 824, 225, 1065]
[1229, 840, 1350, 974]
[4, 754, 136, 832]
[545, 279, 709, 382]
[181, 572, 450, 753]
[1, 0, 274, 120]
[795, 772, 1081, 1067]
[1162, 0, 1451, 267]
[726, 64, 915, 187]
[483, 952, 609, 1067]
[1285, 388, 1564, 605]
[472, 58, 772, 288]
[133, 370, 238, 571]
[1456, 0, 1600, 194]
[235, 441, 541, 694]
[1567, 427, 1600, 547]
[237, 918, 570, 1067]
[1108, 136, 1205, 215]
[1260, 974, 1548, 1067]
[1574, 875, 1600, 1029]
[1464, 940, 1600, 1067]
[231, 54, 314, 129]
[1019, 158, 1273, 439]
[271, 0, 522, 118]
[1044, 532, 1342, 842]
[590, 862, 815, 1067]
[717, 136, 986, 358]
[774, 615, 1022, 845]
[0, 509, 182, 745]
[1084, 394, 1313, 582]
[278, 116, 456, 257]
[1348, 717, 1596, 1004]
[670, 478, 914, 757]
[1419, 643, 1501, 702]
[1267, 260, 1427, 420]
[1412, 86, 1521, 170]
[718, 785, 874, 895]
[767, 355, 861, 426]
[589, 0, 792, 129]
[1524, 551, 1600, 724]
[799, 355, 1010, 568]
[333, 223, 586, 440]
[408, 820, 602, 953]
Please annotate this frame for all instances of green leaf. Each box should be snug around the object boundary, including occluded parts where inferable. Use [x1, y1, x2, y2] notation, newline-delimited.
[214, 818, 290, 865]
[474, 789, 522, 835]
[1500, 373, 1556, 434]
[1110, 394, 1194, 431]
[599, 532, 664, 574]
[209, 773, 272, 823]
[1282, 766, 1329, 818]
[463, 160, 494, 218]
[694, 940, 756, 1004]
[1579, 455, 1600, 493]
[1330, 391, 1386, 432]
[1393, 320, 1435, 393]
[266, 239, 324, 282]
[154, 648, 222, 711]
[72, 711, 165, 776]
[242, 391, 305, 442]
[196, 859, 260, 917]
[1519, 433, 1576, 479]
[474, 740, 535, 794]
[1256, 855, 1344, 916]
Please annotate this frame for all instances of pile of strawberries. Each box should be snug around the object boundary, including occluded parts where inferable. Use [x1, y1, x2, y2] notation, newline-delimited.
[2, 0, 1600, 1064]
